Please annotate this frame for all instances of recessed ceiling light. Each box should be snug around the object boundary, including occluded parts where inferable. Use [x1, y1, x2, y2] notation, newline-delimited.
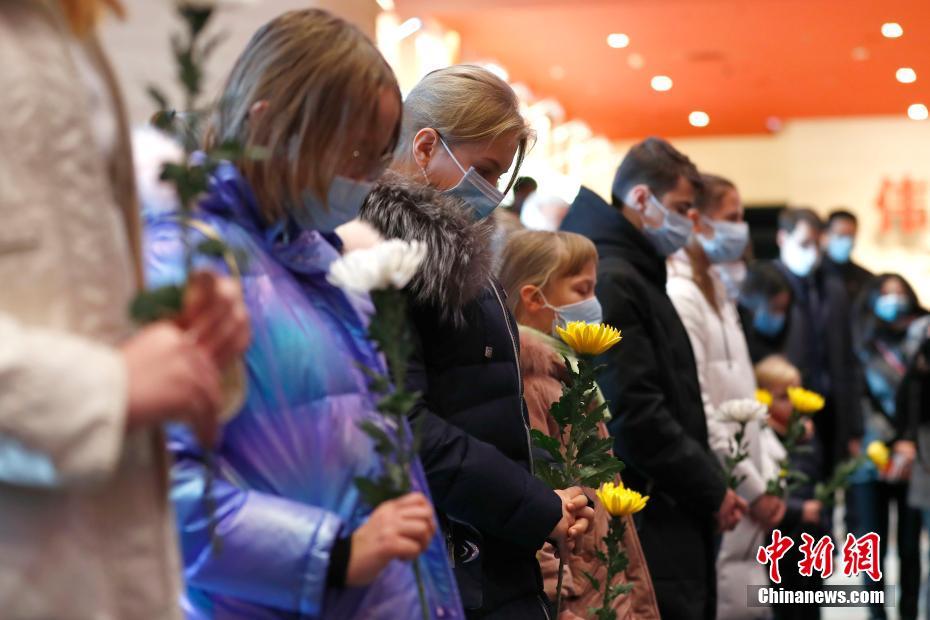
[851, 46, 870, 62]
[607, 33, 630, 49]
[882, 22, 904, 38]
[896, 67, 917, 83]
[549, 65, 566, 80]
[628, 53, 645, 70]
[689, 111, 710, 127]
[907, 103, 928, 120]
[766, 116, 784, 133]
[651, 75, 673, 91]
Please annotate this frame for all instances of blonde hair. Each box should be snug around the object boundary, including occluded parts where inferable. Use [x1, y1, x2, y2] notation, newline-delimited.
[755, 355, 801, 391]
[395, 65, 533, 194]
[498, 230, 598, 315]
[59, 0, 124, 37]
[207, 9, 400, 224]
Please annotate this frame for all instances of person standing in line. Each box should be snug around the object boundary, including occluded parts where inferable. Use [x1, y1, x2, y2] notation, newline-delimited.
[361, 65, 593, 619]
[820, 209, 873, 306]
[0, 1, 249, 617]
[737, 261, 794, 363]
[560, 137, 746, 620]
[666, 174, 786, 619]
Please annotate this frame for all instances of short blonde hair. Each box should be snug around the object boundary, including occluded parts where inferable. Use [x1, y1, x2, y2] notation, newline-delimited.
[755, 355, 801, 391]
[207, 9, 400, 224]
[498, 230, 598, 315]
[395, 65, 533, 194]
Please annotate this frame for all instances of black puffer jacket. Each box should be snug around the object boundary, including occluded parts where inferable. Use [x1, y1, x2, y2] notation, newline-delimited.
[561, 187, 727, 620]
[361, 176, 563, 620]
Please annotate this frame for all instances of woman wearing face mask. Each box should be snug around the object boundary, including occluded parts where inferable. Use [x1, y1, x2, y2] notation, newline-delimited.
[666, 175, 785, 619]
[738, 262, 794, 363]
[497, 230, 660, 620]
[360, 65, 594, 620]
[143, 11, 462, 618]
[846, 274, 926, 620]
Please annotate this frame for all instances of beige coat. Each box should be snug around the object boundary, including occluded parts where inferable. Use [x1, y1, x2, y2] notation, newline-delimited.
[519, 327, 660, 620]
[0, 2, 181, 617]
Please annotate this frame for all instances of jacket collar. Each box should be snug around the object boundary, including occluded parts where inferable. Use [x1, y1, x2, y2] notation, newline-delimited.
[562, 186, 668, 288]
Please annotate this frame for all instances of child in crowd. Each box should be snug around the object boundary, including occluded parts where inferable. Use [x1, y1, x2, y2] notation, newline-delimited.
[756, 355, 826, 620]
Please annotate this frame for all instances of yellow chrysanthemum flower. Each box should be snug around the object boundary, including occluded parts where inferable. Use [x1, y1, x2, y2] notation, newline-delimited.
[866, 441, 890, 471]
[779, 468, 788, 479]
[596, 481, 649, 517]
[556, 321, 622, 356]
[755, 389, 773, 407]
[787, 386, 825, 415]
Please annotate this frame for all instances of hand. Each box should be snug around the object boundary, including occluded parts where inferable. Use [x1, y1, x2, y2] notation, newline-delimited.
[890, 440, 917, 480]
[893, 440, 917, 462]
[716, 488, 748, 532]
[347, 493, 436, 587]
[550, 487, 595, 556]
[749, 494, 786, 530]
[848, 437, 862, 459]
[803, 419, 815, 441]
[180, 271, 251, 369]
[122, 322, 222, 445]
[801, 499, 823, 525]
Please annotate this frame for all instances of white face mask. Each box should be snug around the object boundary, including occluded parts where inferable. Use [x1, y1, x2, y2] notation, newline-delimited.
[781, 237, 819, 278]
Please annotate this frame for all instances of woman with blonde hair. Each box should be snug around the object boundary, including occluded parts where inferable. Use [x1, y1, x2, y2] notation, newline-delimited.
[0, 0, 249, 617]
[498, 230, 660, 620]
[361, 65, 593, 619]
[143, 9, 461, 619]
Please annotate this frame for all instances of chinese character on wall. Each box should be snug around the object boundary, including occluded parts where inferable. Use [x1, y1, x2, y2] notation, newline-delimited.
[875, 176, 928, 243]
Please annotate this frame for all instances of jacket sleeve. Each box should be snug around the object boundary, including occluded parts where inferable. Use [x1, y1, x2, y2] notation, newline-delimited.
[668, 285, 767, 504]
[0, 312, 126, 488]
[169, 428, 342, 617]
[406, 324, 563, 551]
[598, 271, 727, 517]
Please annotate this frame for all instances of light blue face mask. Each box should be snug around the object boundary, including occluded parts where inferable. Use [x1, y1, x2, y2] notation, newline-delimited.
[540, 291, 604, 334]
[826, 235, 854, 264]
[753, 306, 786, 337]
[299, 176, 374, 232]
[874, 294, 910, 323]
[697, 218, 749, 264]
[438, 138, 505, 221]
[641, 194, 692, 257]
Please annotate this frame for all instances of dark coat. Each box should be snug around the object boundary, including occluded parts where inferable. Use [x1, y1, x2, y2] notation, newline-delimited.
[561, 187, 727, 620]
[821, 256, 873, 308]
[361, 177, 563, 620]
[774, 261, 864, 469]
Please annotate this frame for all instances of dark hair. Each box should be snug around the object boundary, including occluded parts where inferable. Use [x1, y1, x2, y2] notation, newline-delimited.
[695, 173, 736, 214]
[739, 261, 792, 312]
[827, 209, 858, 228]
[777, 207, 823, 234]
[611, 137, 702, 207]
[853, 273, 924, 351]
[513, 176, 538, 194]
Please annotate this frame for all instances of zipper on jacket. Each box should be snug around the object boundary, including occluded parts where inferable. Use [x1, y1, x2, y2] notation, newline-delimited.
[538, 594, 552, 620]
[489, 278, 535, 475]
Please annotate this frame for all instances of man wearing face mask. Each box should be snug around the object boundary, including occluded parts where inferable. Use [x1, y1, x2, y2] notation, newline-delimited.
[775, 208, 863, 478]
[821, 209, 873, 307]
[561, 138, 746, 620]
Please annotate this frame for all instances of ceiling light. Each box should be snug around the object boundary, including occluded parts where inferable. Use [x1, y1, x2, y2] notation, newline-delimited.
[549, 65, 566, 80]
[882, 22, 903, 38]
[896, 67, 917, 83]
[395, 17, 422, 40]
[907, 103, 928, 121]
[851, 46, 870, 62]
[651, 75, 673, 91]
[628, 53, 645, 70]
[689, 111, 710, 127]
[607, 33, 630, 49]
[766, 116, 784, 133]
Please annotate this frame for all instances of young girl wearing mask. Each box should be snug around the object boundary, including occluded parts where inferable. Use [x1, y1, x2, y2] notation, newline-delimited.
[498, 229, 660, 620]
[143, 10, 462, 618]
[361, 65, 593, 619]
[667, 175, 786, 619]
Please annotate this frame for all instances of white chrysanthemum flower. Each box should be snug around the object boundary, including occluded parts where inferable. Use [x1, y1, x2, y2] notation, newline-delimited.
[716, 398, 768, 424]
[328, 239, 426, 293]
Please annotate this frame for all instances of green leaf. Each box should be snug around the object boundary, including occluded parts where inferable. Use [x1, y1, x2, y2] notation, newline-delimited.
[530, 429, 565, 464]
[129, 285, 184, 324]
[534, 461, 570, 490]
[147, 86, 171, 112]
[354, 476, 402, 508]
[577, 459, 626, 488]
[581, 570, 600, 592]
[196, 238, 228, 259]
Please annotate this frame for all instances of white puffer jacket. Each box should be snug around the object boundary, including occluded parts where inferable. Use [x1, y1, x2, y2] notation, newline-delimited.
[667, 250, 784, 620]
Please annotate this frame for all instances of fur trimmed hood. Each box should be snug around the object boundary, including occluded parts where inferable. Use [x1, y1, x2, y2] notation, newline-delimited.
[359, 172, 495, 322]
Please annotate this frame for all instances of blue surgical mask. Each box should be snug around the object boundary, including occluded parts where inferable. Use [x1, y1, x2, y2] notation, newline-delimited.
[540, 291, 604, 333]
[299, 176, 374, 232]
[640, 194, 692, 257]
[754, 307, 786, 337]
[697, 218, 749, 264]
[438, 138, 504, 220]
[826, 235, 854, 264]
[713, 260, 748, 301]
[874, 294, 909, 323]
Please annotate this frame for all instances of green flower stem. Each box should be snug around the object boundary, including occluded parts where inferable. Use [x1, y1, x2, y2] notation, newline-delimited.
[413, 558, 429, 620]
[554, 555, 566, 618]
